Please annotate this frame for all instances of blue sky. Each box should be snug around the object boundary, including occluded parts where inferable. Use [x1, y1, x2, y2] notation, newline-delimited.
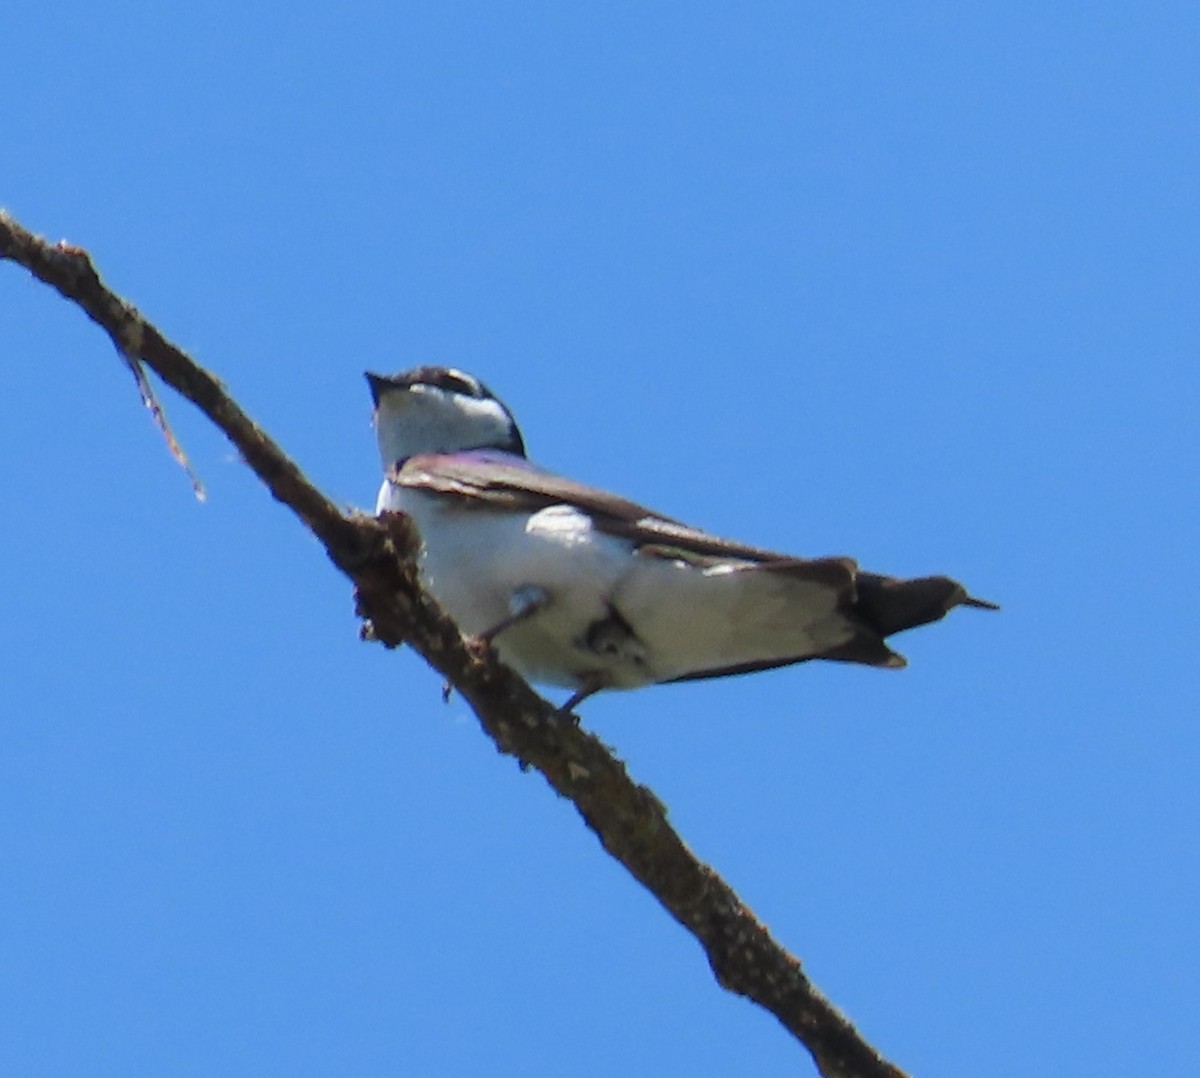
[3, 4, 1197, 1075]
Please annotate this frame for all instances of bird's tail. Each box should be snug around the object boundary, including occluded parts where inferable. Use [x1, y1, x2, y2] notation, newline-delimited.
[819, 573, 998, 669]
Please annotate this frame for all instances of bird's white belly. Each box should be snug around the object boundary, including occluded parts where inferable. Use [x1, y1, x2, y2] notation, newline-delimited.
[381, 483, 642, 689]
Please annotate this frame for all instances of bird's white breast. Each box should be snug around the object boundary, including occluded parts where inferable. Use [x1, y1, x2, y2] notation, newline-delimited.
[377, 479, 638, 688]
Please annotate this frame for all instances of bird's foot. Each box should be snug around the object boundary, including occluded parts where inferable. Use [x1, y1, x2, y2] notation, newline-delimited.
[478, 584, 552, 643]
[556, 674, 607, 720]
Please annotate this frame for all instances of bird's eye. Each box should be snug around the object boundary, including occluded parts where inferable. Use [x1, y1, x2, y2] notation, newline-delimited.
[411, 368, 480, 397]
[402, 366, 489, 399]
[436, 370, 480, 396]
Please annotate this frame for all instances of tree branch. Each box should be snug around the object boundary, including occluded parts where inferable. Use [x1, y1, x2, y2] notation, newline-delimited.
[1, 209, 908, 1078]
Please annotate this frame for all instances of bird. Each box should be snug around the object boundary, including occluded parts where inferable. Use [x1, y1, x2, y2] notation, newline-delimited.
[367, 366, 996, 711]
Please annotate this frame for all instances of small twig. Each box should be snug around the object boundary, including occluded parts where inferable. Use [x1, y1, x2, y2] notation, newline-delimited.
[1, 209, 908, 1078]
[122, 347, 206, 501]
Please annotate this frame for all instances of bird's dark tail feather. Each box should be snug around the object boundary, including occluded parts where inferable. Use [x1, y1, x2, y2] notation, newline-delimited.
[818, 573, 998, 669]
[855, 573, 999, 637]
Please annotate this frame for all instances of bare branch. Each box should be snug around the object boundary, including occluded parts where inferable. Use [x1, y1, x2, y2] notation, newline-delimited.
[1, 209, 909, 1078]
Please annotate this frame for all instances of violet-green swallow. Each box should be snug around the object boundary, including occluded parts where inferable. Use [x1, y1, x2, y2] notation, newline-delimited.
[367, 366, 995, 711]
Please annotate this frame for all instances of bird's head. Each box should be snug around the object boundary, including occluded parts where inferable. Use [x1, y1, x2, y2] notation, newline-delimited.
[365, 366, 526, 471]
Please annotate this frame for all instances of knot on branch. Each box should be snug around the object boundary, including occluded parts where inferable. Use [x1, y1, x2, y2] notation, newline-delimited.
[339, 511, 424, 649]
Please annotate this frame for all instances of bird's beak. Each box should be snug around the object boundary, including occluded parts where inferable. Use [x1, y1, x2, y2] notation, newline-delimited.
[364, 371, 393, 407]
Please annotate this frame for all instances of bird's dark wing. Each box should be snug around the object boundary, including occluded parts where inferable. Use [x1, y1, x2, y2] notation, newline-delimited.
[395, 451, 803, 562]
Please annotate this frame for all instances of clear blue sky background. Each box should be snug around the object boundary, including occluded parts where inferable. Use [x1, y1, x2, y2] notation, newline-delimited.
[3, 5, 1197, 1076]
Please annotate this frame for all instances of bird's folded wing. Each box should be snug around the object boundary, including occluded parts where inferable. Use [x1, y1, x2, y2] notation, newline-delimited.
[395, 452, 812, 563]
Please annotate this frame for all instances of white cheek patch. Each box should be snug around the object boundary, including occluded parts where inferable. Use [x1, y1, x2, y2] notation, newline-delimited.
[374, 386, 518, 464]
[456, 394, 512, 435]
